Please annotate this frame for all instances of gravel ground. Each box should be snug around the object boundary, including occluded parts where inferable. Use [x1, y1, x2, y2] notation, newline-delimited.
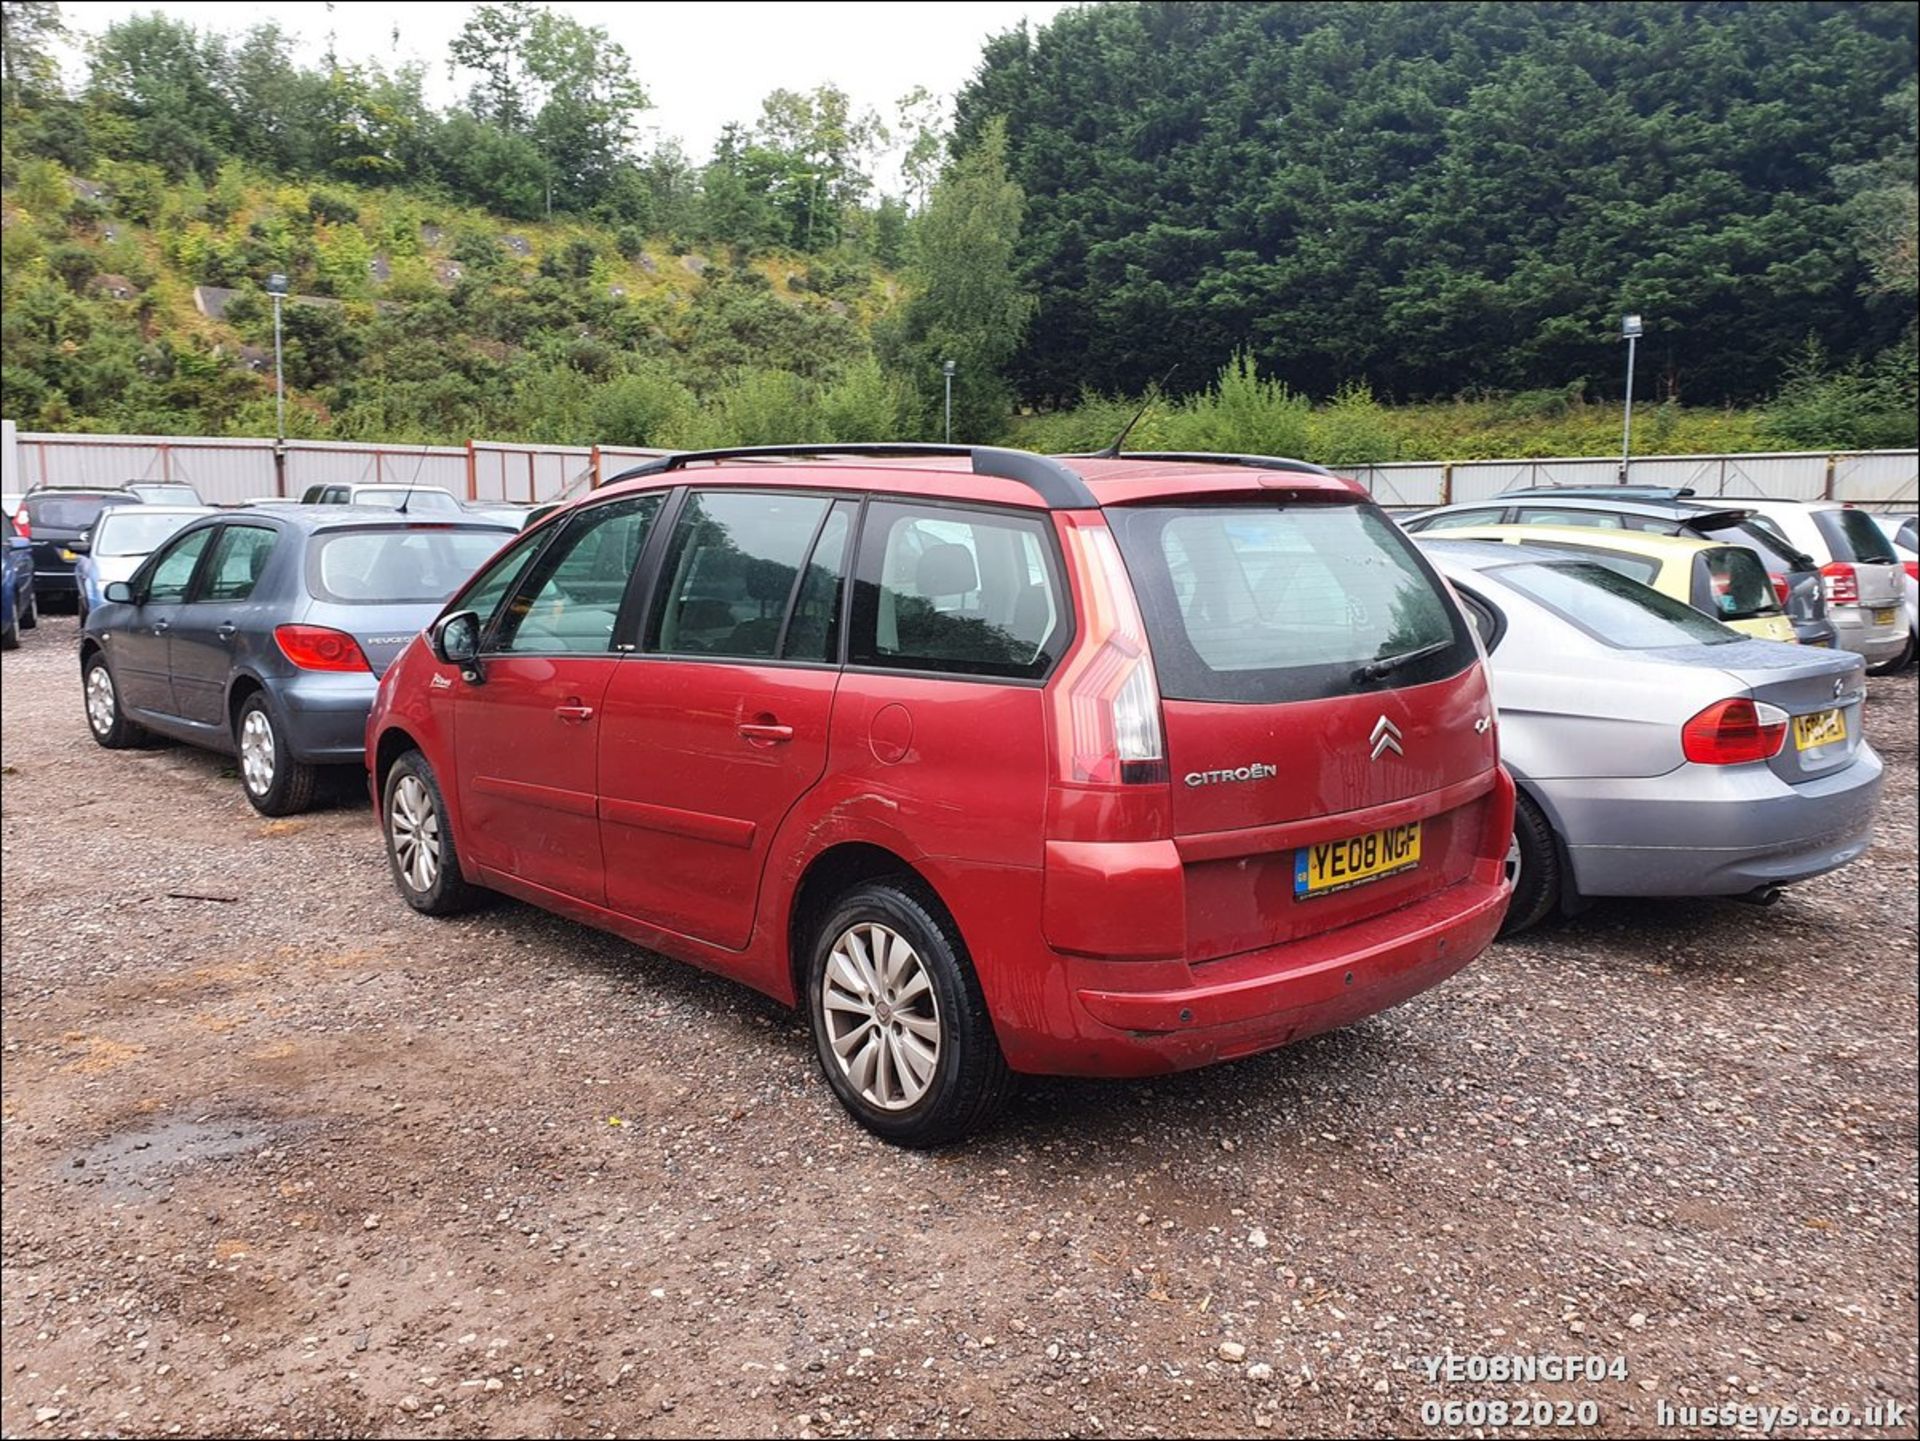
[2, 613, 1915, 1439]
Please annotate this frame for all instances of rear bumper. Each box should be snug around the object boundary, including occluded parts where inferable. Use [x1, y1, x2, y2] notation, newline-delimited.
[1791, 617, 1839, 648]
[1829, 604, 1908, 665]
[274, 672, 379, 763]
[1054, 872, 1509, 1076]
[1543, 747, 1883, 897]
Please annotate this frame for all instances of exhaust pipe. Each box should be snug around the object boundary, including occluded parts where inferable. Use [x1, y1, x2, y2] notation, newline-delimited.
[1734, 885, 1784, 907]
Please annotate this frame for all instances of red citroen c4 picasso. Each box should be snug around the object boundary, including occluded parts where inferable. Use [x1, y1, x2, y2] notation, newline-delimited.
[367, 446, 1514, 1144]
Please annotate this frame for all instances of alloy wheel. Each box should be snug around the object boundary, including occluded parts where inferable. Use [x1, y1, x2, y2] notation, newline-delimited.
[85, 665, 117, 737]
[239, 708, 276, 795]
[821, 921, 943, 1110]
[1504, 832, 1522, 888]
[389, 774, 442, 894]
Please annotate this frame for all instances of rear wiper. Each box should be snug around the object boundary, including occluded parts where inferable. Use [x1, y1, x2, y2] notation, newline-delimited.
[1353, 638, 1451, 684]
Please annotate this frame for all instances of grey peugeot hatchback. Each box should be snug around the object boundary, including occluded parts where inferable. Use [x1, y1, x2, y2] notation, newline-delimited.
[80, 507, 514, 814]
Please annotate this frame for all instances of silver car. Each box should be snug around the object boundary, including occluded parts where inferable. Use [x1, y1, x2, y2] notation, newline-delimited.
[1420, 539, 1883, 933]
[1718, 499, 1908, 670]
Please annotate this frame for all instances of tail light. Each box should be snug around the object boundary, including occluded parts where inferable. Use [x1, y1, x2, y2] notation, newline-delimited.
[274, 624, 371, 672]
[1821, 561, 1858, 605]
[14, 513, 29, 539]
[1768, 573, 1791, 607]
[1682, 697, 1788, 765]
[1904, 560, 1917, 582]
[1051, 518, 1167, 785]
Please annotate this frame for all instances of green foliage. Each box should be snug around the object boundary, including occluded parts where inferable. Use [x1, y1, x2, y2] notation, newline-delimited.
[892, 116, 1032, 441]
[1161, 352, 1311, 458]
[1763, 337, 1919, 450]
[1309, 381, 1400, 466]
[959, 1, 1919, 408]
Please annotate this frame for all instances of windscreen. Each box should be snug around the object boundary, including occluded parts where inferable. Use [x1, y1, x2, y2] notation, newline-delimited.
[308, 527, 506, 604]
[1106, 500, 1473, 703]
[1816, 507, 1898, 563]
[1497, 561, 1739, 649]
[25, 494, 125, 530]
[94, 510, 206, 556]
[1701, 546, 1783, 621]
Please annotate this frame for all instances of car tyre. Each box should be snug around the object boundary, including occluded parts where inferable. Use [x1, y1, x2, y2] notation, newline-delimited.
[382, 749, 486, 915]
[806, 880, 1016, 1147]
[1499, 791, 1562, 936]
[235, 692, 318, 816]
[1, 616, 16, 650]
[18, 589, 35, 630]
[82, 651, 150, 748]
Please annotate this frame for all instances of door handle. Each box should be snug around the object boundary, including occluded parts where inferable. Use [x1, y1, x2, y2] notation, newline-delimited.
[217, 622, 238, 641]
[151, 619, 171, 634]
[738, 722, 794, 744]
[555, 703, 595, 723]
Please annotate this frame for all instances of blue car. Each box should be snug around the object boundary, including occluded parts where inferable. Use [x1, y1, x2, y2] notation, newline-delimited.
[2, 509, 37, 650]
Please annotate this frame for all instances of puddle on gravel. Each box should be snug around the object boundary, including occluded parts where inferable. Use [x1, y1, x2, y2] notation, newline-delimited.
[63, 1116, 281, 1196]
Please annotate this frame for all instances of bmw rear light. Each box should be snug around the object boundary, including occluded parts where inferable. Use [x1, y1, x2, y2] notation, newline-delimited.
[1051, 518, 1167, 785]
[1821, 561, 1858, 605]
[1768, 573, 1791, 607]
[1682, 697, 1788, 765]
[274, 624, 371, 672]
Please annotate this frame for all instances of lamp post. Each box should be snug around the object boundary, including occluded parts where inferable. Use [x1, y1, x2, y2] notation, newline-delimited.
[942, 359, 956, 444]
[266, 273, 289, 494]
[1618, 312, 1643, 484]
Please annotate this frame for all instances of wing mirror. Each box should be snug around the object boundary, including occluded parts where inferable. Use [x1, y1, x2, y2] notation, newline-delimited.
[68, 536, 91, 555]
[429, 609, 484, 681]
[104, 581, 136, 605]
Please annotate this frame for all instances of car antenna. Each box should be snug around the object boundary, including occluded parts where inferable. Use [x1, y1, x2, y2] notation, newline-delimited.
[1093, 366, 1177, 458]
[395, 444, 435, 514]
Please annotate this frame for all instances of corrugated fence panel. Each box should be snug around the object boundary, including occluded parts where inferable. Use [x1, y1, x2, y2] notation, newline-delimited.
[283, 442, 468, 500]
[469, 444, 594, 503]
[1833, 450, 1918, 509]
[15, 434, 1917, 511]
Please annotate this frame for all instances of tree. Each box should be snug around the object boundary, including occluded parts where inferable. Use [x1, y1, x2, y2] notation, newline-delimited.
[752, 84, 885, 251]
[894, 85, 945, 212]
[893, 116, 1033, 439]
[2, 0, 64, 110]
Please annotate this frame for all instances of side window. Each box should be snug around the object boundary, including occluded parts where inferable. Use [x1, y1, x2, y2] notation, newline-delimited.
[198, 524, 279, 602]
[1417, 508, 1505, 531]
[142, 526, 217, 604]
[457, 529, 548, 631]
[647, 490, 831, 659]
[493, 495, 661, 654]
[1457, 589, 1502, 651]
[849, 501, 1066, 679]
[782, 501, 855, 663]
[1515, 507, 1623, 529]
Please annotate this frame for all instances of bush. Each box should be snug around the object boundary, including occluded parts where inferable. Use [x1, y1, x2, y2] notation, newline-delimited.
[307, 190, 361, 226]
[586, 365, 699, 447]
[1764, 338, 1919, 451]
[1162, 350, 1311, 457]
[45, 243, 100, 293]
[1308, 381, 1400, 465]
[613, 225, 648, 261]
[817, 356, 922, 441]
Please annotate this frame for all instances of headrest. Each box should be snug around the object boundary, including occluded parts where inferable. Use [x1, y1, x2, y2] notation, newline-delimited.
[916, 542, 978, 597]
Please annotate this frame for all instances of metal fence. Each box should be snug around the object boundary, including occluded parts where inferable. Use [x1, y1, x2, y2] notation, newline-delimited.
[7, 430, 1915, 512]
[1346, 449, 1917, 510]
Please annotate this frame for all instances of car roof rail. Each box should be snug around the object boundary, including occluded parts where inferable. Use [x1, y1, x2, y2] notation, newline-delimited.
[1090, 450, 1341, 479]
[602, 443, 1098, 509]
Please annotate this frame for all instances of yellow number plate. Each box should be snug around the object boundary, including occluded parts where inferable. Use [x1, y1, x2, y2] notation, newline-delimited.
[1295, 822, 1421, 899]
[1793, 708, 1847, 751]
[1871, 607, 1898, 626]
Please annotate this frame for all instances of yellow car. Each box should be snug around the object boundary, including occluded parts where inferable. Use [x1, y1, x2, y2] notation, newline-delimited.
[1434, 525, 1800, 643]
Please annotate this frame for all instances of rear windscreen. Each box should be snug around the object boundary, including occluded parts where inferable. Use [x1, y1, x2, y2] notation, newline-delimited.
[1106, 500, 1474, 702]
[353, 488, 462, 513]
[1699, 547, 1782, 620]
[1816, 507, 1898, 563]
[1697, 520, 1810, 574]
[25, 494, 125, 530]
[1497, 561, 1738, 649]
[308, 527, 506, 604]
[93, 510, 207, 556]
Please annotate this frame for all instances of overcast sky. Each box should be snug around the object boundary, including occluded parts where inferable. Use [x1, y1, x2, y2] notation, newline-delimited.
[53, 1, 1070, 185]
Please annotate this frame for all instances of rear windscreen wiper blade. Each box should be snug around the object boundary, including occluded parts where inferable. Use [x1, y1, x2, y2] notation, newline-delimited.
[1353, 638, 1451, 684]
